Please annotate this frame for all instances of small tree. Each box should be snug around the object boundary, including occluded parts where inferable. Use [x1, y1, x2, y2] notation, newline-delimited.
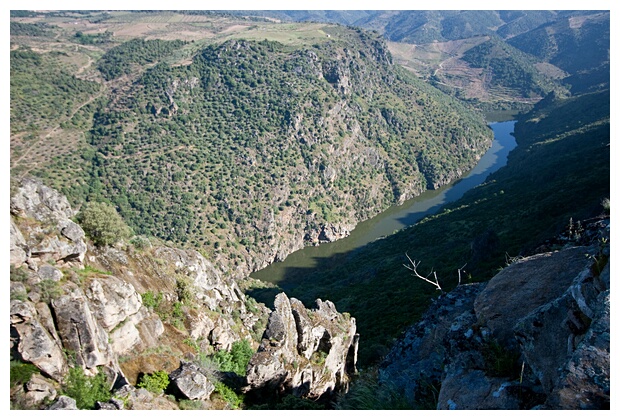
[78, 201, 132, 247]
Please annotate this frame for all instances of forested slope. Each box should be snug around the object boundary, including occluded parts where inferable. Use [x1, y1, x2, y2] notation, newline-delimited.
[37, 28, 491, 277]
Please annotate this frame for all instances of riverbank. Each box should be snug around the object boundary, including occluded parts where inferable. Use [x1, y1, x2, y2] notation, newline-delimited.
[251, 121, 517, 285]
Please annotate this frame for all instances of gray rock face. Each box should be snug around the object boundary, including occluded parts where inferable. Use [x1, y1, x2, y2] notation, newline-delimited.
[438, 370, 521, 410]
[515, 263, 610, 409]
[169, 362, 215, 400]
[245, 293, 357, 400]
[47, 395, 78, 410]
[379, 282, 486, 407]
[10, 300, 68, 381]
[85, 276, 142, 331]
[380, 221, 610, 410]
[37, 264, 64, 282]
[51, 286, 113, 370]
[112, 385, 179, 410]
[11, 178, 87, 264]
[474, 246, 592, 349]
[24, 374, 58, 405]
[152, 247, 244, 313]
[10, 177, 74, 222]
[10, 219, 28, 265]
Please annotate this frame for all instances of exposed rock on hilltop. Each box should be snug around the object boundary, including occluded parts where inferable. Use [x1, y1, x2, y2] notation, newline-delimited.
[9, 178, 356, 409]
[379, 217, 610, 409]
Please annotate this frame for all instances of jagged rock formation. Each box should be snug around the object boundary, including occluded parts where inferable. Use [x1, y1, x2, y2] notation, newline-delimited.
[9, 178, 356, 409]
[379, 217, 610, 409]
[245, 293, 358, 401]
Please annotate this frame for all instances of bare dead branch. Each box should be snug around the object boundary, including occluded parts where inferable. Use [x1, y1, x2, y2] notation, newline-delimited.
[404, 252, 442, 291]
[457, 263, 467, 286]
[404, 254, 468, 291]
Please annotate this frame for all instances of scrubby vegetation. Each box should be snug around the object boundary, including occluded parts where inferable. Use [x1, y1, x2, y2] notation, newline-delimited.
[46, 33, 490, 274]
[62, 367, 112, 410]
[10, 47, 101, 135]
[9, 10, 609, 410]
[97, 38, 187, 80]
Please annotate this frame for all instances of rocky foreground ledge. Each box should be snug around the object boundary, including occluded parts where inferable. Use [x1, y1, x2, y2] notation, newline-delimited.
[9, 178, 357, 409]
[379, 217, 610, 409]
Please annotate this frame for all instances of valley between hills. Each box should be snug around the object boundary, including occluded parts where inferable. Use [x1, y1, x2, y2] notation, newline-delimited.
[9, 9, 610, 410]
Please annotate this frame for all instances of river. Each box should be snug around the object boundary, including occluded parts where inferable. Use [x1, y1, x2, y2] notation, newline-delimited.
[251, 120, 517, 284]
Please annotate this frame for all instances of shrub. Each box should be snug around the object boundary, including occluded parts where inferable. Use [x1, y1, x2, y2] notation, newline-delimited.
[178, 399, 207, 410]
[10, 359, 40, 387]
[10, 265, 29, 283]
[141, 290, 163, 310]
[175, 276, 193, 304]
[212, 340, 254, 376]
[213, 381, 244, 409]
[130, 235, 151, 250]
[62, 367, 111, 410]
[36, 279, 62, 303]
[137, 370, 170, 395]
[77, 201, 132, 247]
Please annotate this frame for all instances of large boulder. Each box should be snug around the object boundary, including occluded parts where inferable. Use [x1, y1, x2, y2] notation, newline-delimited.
[51, 284, 114, 370]
[168, 362, 215, 400]
[10, 300, 68, 382]
[474, 246, 592, 349]
[24, 374, 58, 406]
[47, 395, 78, 410]
[112, 385, 179, 410]
[85, 276, 142, 331]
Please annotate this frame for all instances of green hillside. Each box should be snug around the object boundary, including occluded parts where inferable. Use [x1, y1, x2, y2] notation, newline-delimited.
[30, 28, 491, 275]
[460, 37, 566, 99]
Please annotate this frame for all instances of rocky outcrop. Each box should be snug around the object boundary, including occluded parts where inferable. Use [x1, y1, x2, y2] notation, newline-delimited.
[48, 395, 78, 410]
[379, 217, 610, 409]
[245, 293, 358, 400]
[10, 178, 87, 266]
[109, 385, 179, 410]
[10, 300, 69, 382]
[11, 178, 360, 409]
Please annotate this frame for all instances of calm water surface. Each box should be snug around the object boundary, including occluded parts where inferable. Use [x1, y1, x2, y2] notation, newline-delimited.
[251, 120, 517, 284]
